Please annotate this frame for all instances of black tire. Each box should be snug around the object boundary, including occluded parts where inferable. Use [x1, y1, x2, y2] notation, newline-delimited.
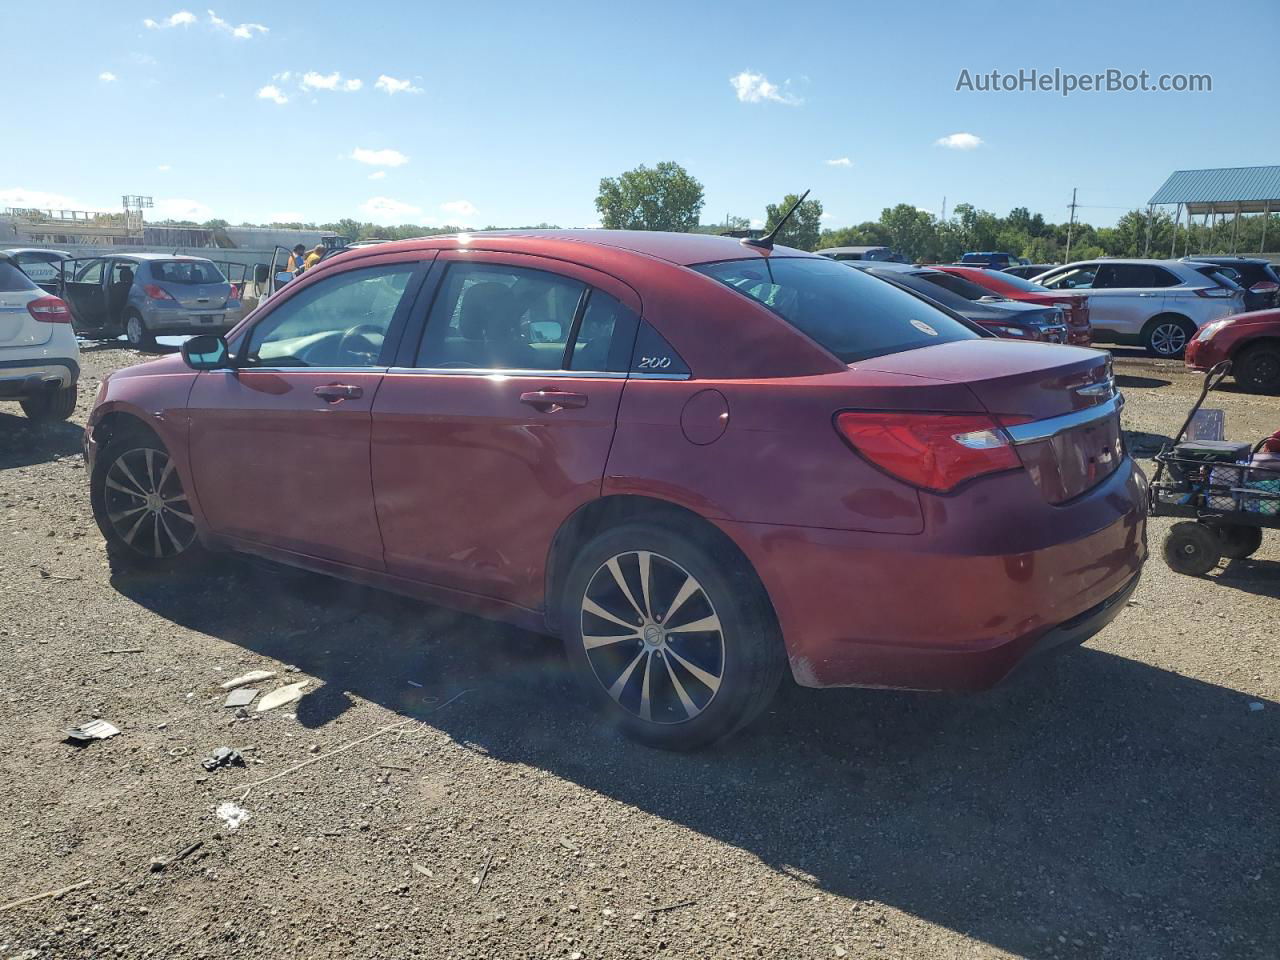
[1162, 521, 1221, 576]
[1142, 315, 1195, 359]
[1233, 342, 1280, 394]
[20, 385, 77, 422]
[124, 310, 155, 350]
[560, 523, 785, 750]
[90, 430, 202, 569]
[1210, 522, 1264, 560]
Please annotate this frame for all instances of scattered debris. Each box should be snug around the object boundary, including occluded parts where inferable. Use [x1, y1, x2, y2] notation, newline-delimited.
[201, 747, 244, 772]
[380, 764, 411, 772]
[233, 719, 417, 795]
[558, 838, 579, 852]
[220, 669, 276, 691]
[223, 687, 259, 709]
[1248, 701, 1265, 712]
[101, 647, 144, 655]
[0, 879, 93, 913]
[215, 802, 251, 831]
[474, 853, 494, 896]
[149, 840, 203, 873]
[648, 899, 696, 914]
[308, 744, 321, 754]
[413, 864, 433, 878]
[36, 569, 81, 582]
[64, 719, 120, 744]
[256, 680, 309, 713]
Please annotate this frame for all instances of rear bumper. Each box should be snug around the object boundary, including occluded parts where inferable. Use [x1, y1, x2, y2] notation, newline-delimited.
[0, 357, 79, 394]
[720, 457, 1148, 692]
[140, 301, 237, 334]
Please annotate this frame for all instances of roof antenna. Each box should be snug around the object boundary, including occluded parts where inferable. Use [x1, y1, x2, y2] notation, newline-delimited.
[742, 189, 810, 250]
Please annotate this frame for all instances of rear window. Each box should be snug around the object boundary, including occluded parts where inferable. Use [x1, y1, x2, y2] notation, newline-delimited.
[918, 271, 1004, 301]
[693, 257, 979, 363]
[150, 260, 226, 285]
[0, 259, 39, 293]
[983, 270, 1049, 293]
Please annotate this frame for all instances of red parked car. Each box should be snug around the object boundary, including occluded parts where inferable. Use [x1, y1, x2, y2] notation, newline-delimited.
[932, 264, 1092, 346]
[85, 231, 1146, 749]
[1185, 308, 1280, 393]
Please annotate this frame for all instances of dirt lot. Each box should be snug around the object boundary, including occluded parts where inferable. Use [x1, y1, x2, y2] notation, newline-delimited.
[1, 344, 1276, 960]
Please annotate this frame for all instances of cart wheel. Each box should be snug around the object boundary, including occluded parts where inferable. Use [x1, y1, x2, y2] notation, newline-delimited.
[1210, 523, 1264, 560]
[1162, 522, 1222, 576]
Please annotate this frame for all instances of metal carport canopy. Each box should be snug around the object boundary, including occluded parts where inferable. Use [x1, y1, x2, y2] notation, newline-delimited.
[1149, 166, 1280, 215]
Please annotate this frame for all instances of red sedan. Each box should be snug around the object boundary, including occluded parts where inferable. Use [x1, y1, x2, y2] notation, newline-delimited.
[84, 231, 1146, 749]
[1186, 308, 1280, 393]
[932, 264, 1092, 345]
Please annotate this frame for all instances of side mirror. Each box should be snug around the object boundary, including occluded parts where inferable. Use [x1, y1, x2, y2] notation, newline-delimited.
[181, 334, 231, 371]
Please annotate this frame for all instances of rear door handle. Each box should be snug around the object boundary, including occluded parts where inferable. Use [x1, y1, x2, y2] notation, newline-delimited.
[520, 390, 588, 411]
[314, 383, 363, 402]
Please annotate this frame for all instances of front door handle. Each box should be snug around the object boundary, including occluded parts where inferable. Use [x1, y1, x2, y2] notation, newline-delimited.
[314, 383, 363, 402]
[520, 389, 588, 411]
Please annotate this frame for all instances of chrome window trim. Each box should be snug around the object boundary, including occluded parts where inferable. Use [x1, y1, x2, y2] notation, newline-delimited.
[215, 365, 692, 381]
[1004, 395, 1120, 446]
[222, 365, 388, 374]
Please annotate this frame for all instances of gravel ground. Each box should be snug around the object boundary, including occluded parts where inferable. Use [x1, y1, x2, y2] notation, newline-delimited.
[0, 344, 1276, 960]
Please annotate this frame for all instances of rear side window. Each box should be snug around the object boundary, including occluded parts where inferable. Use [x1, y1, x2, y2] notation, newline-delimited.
[568, 290, 640, 373]
[694, 257, 979, 363]
[919, 271, 1002, 301]
[151, 260, 225, 285]
[0, 259, 39, 292]
[630, 321, 690, 376]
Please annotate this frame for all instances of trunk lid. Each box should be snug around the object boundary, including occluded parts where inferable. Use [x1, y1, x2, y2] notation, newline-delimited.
[854, 340, 1122, 503]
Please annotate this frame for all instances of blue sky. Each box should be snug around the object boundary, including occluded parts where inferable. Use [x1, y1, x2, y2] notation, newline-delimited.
[3, 0, 1276, 229]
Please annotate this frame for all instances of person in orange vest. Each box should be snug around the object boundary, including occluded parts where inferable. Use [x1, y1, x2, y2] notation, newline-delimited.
[285, 244, 307, 274]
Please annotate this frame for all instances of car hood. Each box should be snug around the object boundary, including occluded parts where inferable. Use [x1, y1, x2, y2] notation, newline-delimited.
[108, 352, 191, 380]
[1217, 308, 1280, 327]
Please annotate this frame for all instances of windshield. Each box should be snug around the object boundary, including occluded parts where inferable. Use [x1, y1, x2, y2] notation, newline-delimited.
[693, 257, 979, 363]
[150, 259, 226, 285]
[918, 271, 1006, 301]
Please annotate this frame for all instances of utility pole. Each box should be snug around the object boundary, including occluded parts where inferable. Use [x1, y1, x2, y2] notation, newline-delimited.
[1064, 188, 1078, 262]
[940, 196, 947, 221]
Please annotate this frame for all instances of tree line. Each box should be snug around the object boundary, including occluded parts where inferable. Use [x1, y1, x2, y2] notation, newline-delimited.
[165, 161, 1280, 262]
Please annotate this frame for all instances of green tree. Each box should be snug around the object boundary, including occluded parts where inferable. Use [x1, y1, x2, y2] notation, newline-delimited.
[595, 162, 704, 231]
[764, 193, 824, 251]
[879, 204, 939, 262]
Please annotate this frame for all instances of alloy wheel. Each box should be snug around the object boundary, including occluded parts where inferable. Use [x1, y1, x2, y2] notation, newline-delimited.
[580, 551, 725, 725]
[127, 316, 145, 346]
[1150, 322, 1188, 356]
[103, 447, 195, 558]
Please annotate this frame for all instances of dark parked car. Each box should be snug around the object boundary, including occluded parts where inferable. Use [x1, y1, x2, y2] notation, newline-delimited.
[816, 245, 906, 262]
[845, 261, 1071, 343]
[57, 253, 242, 348]
[1004, 263, 1057, 280]
[1179, 257, 1280, 312]
[85, 231, 1145, 749]
[1186, 308, 1280, 393]
[932, 265, 1092, 345]
[960, 251, 1024, 269]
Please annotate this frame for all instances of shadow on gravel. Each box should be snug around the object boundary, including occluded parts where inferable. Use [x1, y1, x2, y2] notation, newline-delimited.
[0, 412, 84, 468]
[1114, 374, 1172, 389]
[1214, 556, 1280, 600]
[113, 560, 1279, 959]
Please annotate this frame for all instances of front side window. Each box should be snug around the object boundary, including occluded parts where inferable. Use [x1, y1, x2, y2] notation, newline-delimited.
[920, 271, 1005, 301]
[417, 262, 585, 371]
[73, 259, 106, 284]
[245, 263, 415, 367]
[694, 257, 978, 364]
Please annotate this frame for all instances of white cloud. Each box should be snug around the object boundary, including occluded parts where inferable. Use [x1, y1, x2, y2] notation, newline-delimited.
[367, 171, 387, 181]
[935, 132, 983, 150]
[301, 71, 361, 92]
[361, 196, 421, 221]
[440, 200, 478, 221]
[208, 9, 268, 38]
[257, 84, 288, 105]
[270, 211, 305, 222]
[0, 188, 82, 210]
[157, 164, 171, 172]
[153, 197, 212, 220]
[375, 74, 422, 95]
[826, 157, 852, 167]
[99, 71, 118, 83]
[730, 71, 800, 105]
[272, 70, 292, 82]
[143, 10, 197, 28]
[749, 218, 764, 229]
[820, 212, 834, 221]
[351, 147, 409, 167]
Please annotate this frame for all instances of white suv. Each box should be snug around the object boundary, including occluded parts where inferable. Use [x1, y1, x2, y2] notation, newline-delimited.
[1034, 258, 1244, 357]
[0, 252, 80, 421]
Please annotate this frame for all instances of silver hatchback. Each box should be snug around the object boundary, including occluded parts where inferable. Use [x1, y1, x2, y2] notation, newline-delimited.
[58, 253, 242, 348]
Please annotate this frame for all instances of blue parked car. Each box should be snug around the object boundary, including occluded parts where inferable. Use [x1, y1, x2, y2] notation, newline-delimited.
[960, 252, 1026, 269]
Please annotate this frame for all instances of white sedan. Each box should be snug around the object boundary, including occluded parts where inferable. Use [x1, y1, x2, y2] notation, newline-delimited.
[0, 252, 80, 421]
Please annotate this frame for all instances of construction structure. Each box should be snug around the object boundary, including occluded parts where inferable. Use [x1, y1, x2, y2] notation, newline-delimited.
[1148, 165, 1280, 256]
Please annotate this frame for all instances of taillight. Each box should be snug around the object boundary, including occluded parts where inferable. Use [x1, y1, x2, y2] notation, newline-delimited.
[835, 412, 1022, 493]
[143, 283, 176, 300]
[227, 283, 241, 301]
[26, 296, 72, 323]
[1194, 286, 1234, 298]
